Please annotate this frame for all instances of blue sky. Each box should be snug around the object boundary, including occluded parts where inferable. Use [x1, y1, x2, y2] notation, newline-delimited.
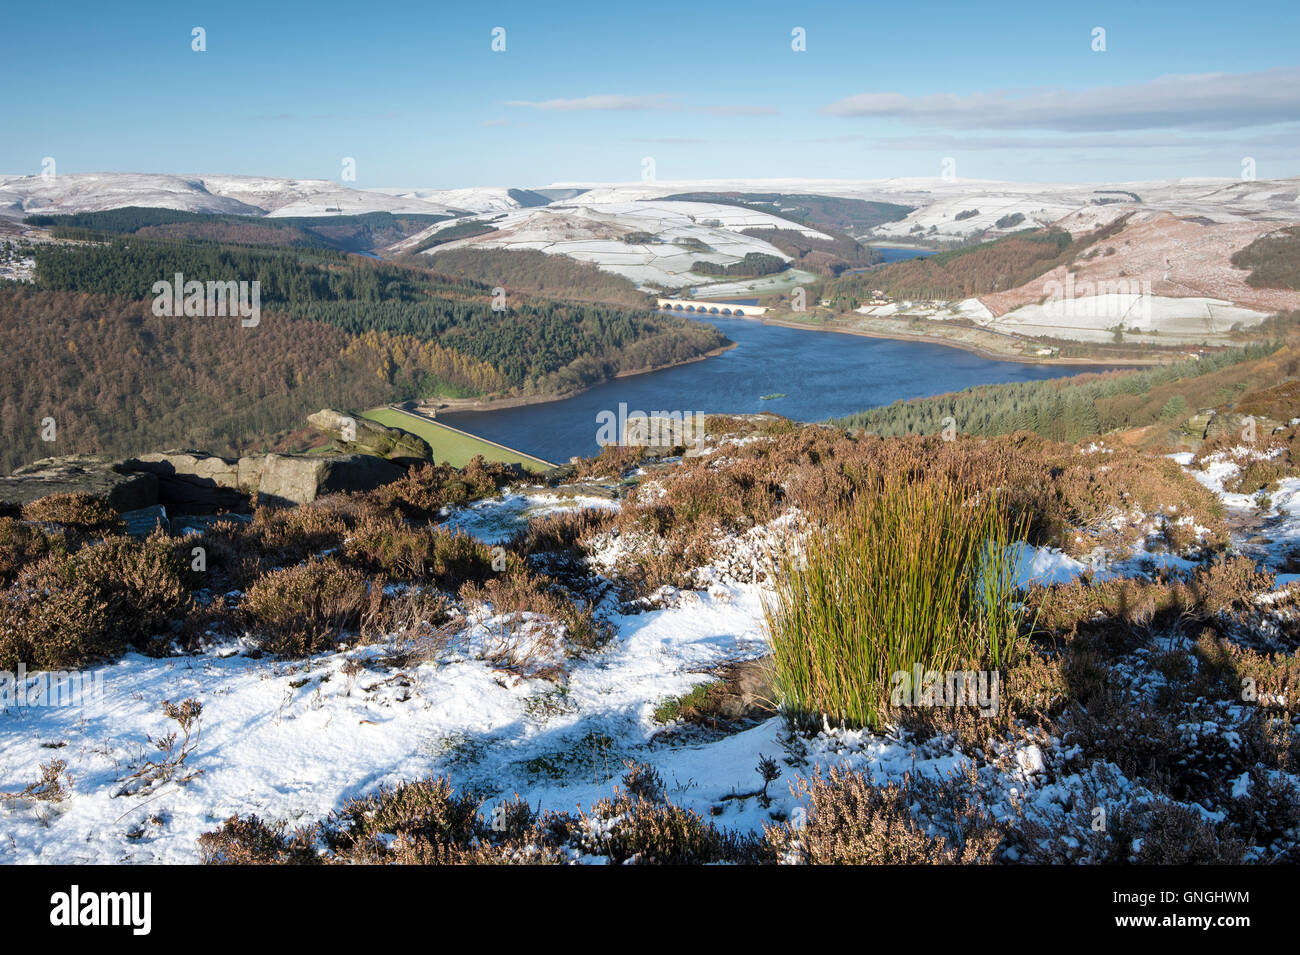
[3, 0, 1299, 187]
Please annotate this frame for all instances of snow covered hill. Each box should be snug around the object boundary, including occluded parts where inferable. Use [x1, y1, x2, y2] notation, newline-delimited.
[4, 429, 1298, 864]
[10, 172, 1297, 237]
[391, 198, 830, 290]
[7, 171, 1298, 310]
[0, 173, 463, 220]
[541, 175, 1300, 243]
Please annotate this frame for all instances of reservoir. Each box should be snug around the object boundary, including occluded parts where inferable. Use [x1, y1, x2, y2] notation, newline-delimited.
[875, 246, 937, 264]
[439, 314, 1108, 464]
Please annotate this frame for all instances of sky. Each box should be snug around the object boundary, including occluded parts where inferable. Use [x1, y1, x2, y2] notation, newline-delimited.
[3, 0, 1299, 188]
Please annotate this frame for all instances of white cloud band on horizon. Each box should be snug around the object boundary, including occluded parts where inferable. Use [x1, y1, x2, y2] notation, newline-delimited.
[869, 127, 1300, 150]
[822, 67, 1300, 131]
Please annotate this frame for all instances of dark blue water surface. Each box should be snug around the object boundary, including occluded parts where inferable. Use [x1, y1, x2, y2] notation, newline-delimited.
[839, 246, 936, 276]
[440, 315, 1100, 464]
[876, 246, 937, 264]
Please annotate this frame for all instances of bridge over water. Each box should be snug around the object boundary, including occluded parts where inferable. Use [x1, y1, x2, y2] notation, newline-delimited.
[656, 298, 767, 317]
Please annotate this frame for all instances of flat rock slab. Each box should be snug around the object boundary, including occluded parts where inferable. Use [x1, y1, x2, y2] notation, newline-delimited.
[0, 455, 158, 512]
[670, 659, 778, 730]
[529, 484, 621, 502]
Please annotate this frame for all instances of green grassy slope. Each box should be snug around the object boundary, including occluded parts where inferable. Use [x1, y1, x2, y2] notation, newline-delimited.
[361, 408, 552, 473]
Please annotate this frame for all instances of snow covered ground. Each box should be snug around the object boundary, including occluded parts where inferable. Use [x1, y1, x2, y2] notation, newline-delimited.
[0, 242, 35, 284]
[0, 478, 779, 861]
[392, 199, 826, 291]
[979, 295, 1271, 344]
[1175, 446, 1300, 577]
[0, 173, 462, 220]
[439, 491, 620, 545]
[0, 577, 772, 862]
[3, 447, 1291, 864]
[859, 292, 1273, 346]
[367, 186, 527, 216]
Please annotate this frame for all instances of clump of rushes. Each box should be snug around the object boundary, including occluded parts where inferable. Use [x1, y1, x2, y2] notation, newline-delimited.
[764, 472, 1028, 730]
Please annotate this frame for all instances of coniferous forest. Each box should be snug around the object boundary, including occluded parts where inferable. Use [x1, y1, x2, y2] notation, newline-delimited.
[0, 233, 727, 470]
[832, 341, 1289, 442]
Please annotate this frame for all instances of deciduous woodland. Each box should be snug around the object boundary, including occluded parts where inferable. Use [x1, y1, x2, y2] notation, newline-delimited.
[0, 236, 726, 468]
[824, 219, 1129, 305]
[409, 246, 654, 308]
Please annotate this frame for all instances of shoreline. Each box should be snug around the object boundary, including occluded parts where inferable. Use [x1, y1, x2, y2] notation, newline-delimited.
[754, 315, 1161, 367]
[423, 340, 739, 415]
[414, 309, 1164, 419]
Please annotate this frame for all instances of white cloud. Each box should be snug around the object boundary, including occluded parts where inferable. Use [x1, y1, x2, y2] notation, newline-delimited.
[702, 104, 778, 116]
[822, 67, 1300, 132]
[872, 128, 1300, 150]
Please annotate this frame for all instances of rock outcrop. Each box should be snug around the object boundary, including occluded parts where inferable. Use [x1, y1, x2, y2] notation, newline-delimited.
[4, 414, 420, 520]
[1184, 409, 1217, 439]
[124, 448, 405, 509]
[124, 451, 249, 510]
[254, 453, 403, 506]
[307, 409, 432, 465]
[0, 446, 406, 518]
[1204, 411, 1284, 443]
[120, 504, 169, 537]
[0, 456, 158, 511]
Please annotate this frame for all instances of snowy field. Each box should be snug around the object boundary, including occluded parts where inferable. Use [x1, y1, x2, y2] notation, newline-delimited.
[860, 294, 1273, 346]
[393, 200, 826, 290]
[3, 450, 1296, 863]
[979, 295, 1270, 345]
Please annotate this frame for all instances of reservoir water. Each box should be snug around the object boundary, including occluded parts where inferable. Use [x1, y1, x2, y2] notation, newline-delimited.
[440, 315, 1105, 464]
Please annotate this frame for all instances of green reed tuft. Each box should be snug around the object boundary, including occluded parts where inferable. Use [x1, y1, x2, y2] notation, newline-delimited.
[764, 473, 1028, 730]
